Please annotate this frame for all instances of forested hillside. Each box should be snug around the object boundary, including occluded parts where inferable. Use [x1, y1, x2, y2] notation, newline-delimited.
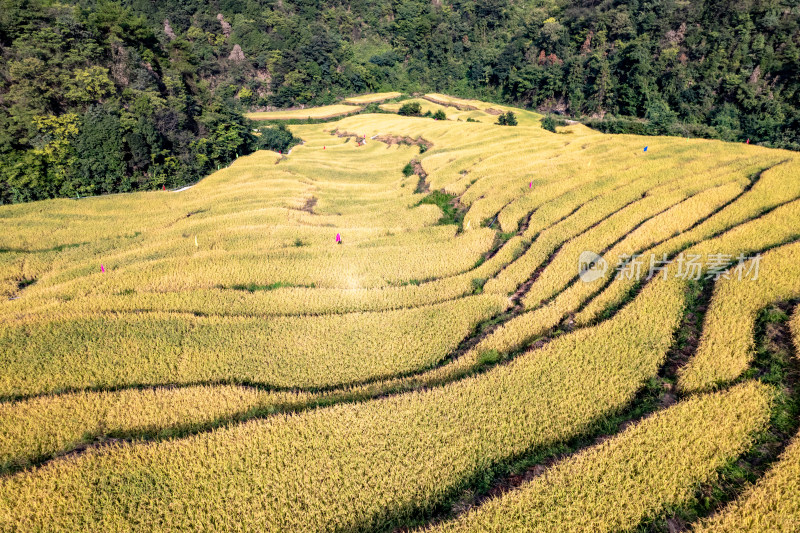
[0, 1, 255, 203]
[2, 0, 799, 203]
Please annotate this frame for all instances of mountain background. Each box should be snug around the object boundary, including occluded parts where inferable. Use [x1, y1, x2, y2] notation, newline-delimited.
[2, 0, 798, 203]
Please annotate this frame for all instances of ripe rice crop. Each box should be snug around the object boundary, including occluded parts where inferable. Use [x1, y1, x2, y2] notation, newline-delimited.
[678, 241, 800, 392]
[482, 152, 762, 298]
[431, 382, 772, 533]
[690, 308, 800, 532]
[5, 234, 524, 320]
[342, 92, 402, 104]
[0, 251, 687, 531]
[422, 93, 543, 126]
[520, 171, 748, 307]
[0, 385, 315, 473]
[0, 294, 507, 396]
[477, 194, 800, 357]
[380, 98, 454, 116]
[246, 104, 362, 121]
[576, 156, 800, 325]
[2, 96, 800, 531]
[695, 436, 800, 530]
[681, 306, 800, 533]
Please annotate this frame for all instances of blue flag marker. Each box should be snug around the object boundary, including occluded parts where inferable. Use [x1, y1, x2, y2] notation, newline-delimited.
[644, 146, 648, 152]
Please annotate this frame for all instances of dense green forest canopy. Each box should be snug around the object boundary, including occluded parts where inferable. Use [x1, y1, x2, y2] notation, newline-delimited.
[1, 0, 799, 203]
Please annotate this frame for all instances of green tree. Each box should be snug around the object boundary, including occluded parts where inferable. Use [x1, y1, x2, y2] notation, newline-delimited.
[237, 87, 254, 107]
[64, 67, 115, 105]
[256, 124, 300, 153]
[645, 99, 677, 135]
[497, 111, 517, 126]
[398, 102, 422, 116]
[31, 113, 80, 196]
[75, 106, 126, 194]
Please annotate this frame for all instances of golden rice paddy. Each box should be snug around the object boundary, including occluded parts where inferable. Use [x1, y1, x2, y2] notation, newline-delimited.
[246, 104, 362, 121]
[1, 96, 799, 531]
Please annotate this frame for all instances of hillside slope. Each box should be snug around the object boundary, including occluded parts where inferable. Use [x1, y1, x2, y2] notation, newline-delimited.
[2, 0, 799, 204]
[1, 99, 800, 531]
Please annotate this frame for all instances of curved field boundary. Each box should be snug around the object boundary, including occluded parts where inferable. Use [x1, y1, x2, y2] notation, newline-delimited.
[0, 293, 508, 398]
[2, 101, 800, 531]
[679, 241, 800, 392]
[2, 203, 799, 490]
[429, 383, 772, 533]
[693, 304, 800, 532]
[10, 186, 792, 524]
[417, 258, 800, 531]
[0, 257, 687, 531]
[422, 94, 479, 111]
[576, 157, 800, 324]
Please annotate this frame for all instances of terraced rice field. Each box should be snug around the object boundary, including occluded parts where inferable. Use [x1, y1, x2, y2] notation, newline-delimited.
[343, 92, 403, 104]
[1, 96, 800, 531]
[380, 94, 541, 125]
[246, 104, 362, 121]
